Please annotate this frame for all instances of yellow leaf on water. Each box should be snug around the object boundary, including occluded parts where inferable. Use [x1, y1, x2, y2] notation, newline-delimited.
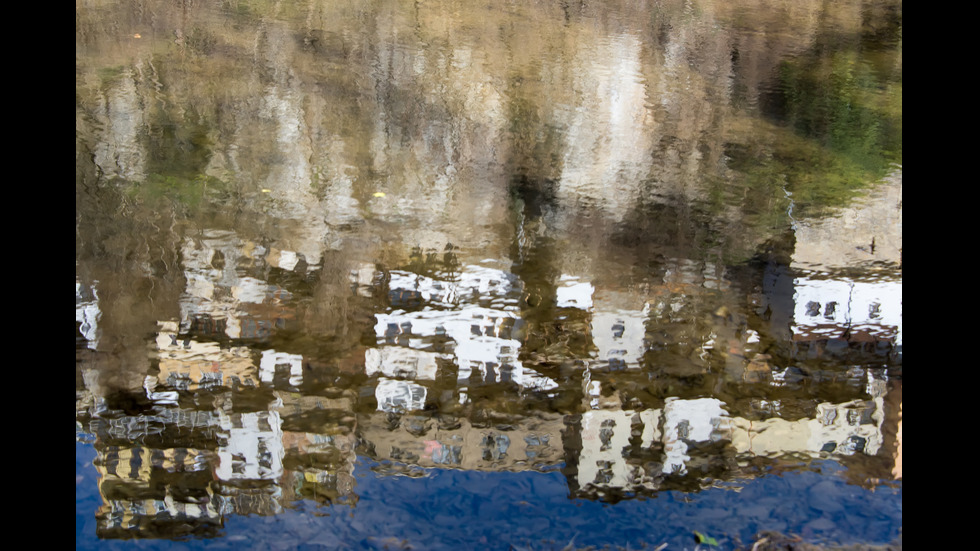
[261, 189, 272, 193]
[373, 192, 386, 197]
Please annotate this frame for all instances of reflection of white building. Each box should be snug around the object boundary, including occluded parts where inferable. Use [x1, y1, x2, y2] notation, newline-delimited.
[591, 289, 651, 370]
[216, 410, 285, 488]
[792, 275, 901, 345]
[375, 378, 428, 413]
[260, 350, 304, 387]
[662, 398, 732, 475]
[179, 229, 298, 340]
[578, 409, 660, 489]
[573, 394, 887, 495]
[366, 347, 439, 381]
[370, 264, 557, 402]
[76, 279, 101, 349]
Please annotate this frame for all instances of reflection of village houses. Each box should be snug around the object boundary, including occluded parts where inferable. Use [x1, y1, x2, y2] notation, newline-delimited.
[77, 233, 901, 539]
[76, 176, 902, 540]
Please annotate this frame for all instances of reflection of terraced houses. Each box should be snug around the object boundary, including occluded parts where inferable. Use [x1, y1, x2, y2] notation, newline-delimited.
[83, 380, 357, 537]
[567, 393, 889, 499]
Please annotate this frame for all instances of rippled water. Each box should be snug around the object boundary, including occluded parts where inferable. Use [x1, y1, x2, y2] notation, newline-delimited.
[76, 0, 901, 548]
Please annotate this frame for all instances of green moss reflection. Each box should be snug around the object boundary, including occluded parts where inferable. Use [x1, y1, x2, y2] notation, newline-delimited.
[125, 173, 232, 216]
[758, 26, 901, 217]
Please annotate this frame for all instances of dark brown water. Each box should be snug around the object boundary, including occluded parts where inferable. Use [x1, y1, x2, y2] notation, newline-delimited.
[76, 0, 901, 548]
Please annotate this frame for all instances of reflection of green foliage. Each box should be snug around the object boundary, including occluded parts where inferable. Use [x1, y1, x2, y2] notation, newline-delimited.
[97, 65, 128, 86]
[778, 52, 901, 171]
[754, 41, 901, 217]
[146, 111, 214, 181]
[126, 173, 229, 213]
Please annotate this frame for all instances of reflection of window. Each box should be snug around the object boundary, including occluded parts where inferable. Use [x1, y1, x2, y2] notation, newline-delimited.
[593, 460, 614, 484]
[390, 446, 420, 463]
[823, 301, 837, 319]
[599, 419, 616, 451]
[841, 435, 867, 455]
[166, 371, 192, 391]
[432, 444, 462, 465]
[482, 433, 510, 461]
[869, 302, 882, 319]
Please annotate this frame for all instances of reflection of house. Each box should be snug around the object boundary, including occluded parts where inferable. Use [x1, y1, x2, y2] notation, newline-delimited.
[94, 445, 223, 539]
[358, 412, 564, 473]
[76, 279, 100, 349]
[566, 393, 889, 500]
[731, 399, 883, 458]
[216, 410, 285, 486]
[576, 409, 661, 492]
[149, 322, 259, 400]
[787, 174, 902, 353]
[278, 392, 359, 506]
[370, 264, 557, 405]
[178, 230, 297, 341]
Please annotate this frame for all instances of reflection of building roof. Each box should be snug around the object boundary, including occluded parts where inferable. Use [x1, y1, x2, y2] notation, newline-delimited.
[792, 174, 902, 271]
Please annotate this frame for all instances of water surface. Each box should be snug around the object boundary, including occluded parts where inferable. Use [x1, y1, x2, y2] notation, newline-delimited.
[76, 0, 902, 548]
